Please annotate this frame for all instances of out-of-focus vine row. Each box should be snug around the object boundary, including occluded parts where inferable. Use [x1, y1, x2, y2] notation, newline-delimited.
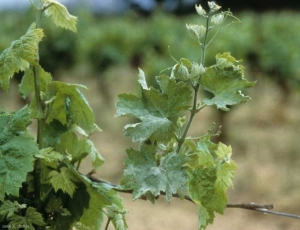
[1, 10, 300, 91]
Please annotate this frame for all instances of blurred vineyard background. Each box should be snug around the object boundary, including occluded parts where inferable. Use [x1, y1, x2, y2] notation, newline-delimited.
[1, 1, 300, 229]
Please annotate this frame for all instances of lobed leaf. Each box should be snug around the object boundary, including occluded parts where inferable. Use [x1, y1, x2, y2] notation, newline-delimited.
[43, 0, 78, 32]
[55, 132, 104, 169]
[75, 188, 105, 230]
[8, 207, 45, 229]
[45, 196, 71, 216]
[0, 107, 38, 201]
[49, 167, 79, 197]
[45, 81, 96, 134]
[116, 73, 192, 142]
[0, 23, 44, 91]
[121, 147, 188, 202]
[19, 65, 52, 99]
[186, 139, 237, 229]
[86, 139, 105, 169]
[74, 182, 127, 230]
[106, 205, 128, 230]
[36, 148, 64, 168]
[0, 201, 25, 219]
[200, 52, 256, 111]
[54, 166, 127, 230]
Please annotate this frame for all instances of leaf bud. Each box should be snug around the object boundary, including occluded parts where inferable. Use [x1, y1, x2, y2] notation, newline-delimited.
[176, 63, 189, 80]
[208, 1, 221, 12]
[186, 24, 206, 40]
[195, 4, 206, 16]
[211, 13, 224, 25]
[190, 63, 206, 79]
[216, 57, 233, 69]
[177, 116, 186, 128]
[171, 61, 189, 80]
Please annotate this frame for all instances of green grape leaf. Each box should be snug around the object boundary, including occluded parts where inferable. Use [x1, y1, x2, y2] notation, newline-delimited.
[121, 147, 188, 202]
[151, 75, 192, 116]
[197, 204, 211, 230]
[215, 160, 237, 192]
[49, 167, 79, 197]
[45, 81, 96, 134]
[116, 93, 174, 142]
[50, 182, 90, 230]
[188, 167, 218, 229]
[19, 65, 52, 99]
[0, 106, 31, 140]
[0, 107, 38, 201]
[137, 68, 148, 89]
[45, 196, 71, 216]
[41, 119, 68, 148]
[0, 23, 44, 91]
[86, 139, 105, 169]
[76, 186, 107, 230]
[0, 201, 25, 219]
[55, 132, 89, 162]
[74, 183, 127, 230]
[215, 142, 232, 161]
[60, 166, 126, 230]
[187, 140, 237, 229]
[55, 132, 104, 168]
[8, 207, 45, 229]
[106, 205, 128, 230]
[43, 0, 78, 32]
[35, 148, 64, 168]
[116, 74, 192, 142]
[199, 53, 256, 111]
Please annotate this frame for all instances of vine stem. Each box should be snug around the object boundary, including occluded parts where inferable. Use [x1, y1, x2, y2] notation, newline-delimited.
[86, 174, 300, 220]
[176, 86, 199, 152]
[176, 13, 211, 153]
[32, 3, 46, 229]
[200, 12, 211, 67]
[104, 218, 111, 230]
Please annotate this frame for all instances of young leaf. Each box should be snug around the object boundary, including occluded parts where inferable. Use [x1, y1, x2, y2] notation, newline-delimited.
[45, 81, 96, 134]
[137, 68, 148, 90]
[64, 167, 126, 230]
[50, 182, 90, 230]
[199, 53, 256, 111]
[215, 159, 237, 192]
[8, 207, 45, 229]
[0, 23, 44, 91]
[43, 0, 78, 32]
[188, 167, 219, 229]
[186, 140, 237, 229]
[106, 205, 128, 230]
[55, 132, 104, 168]
[19, 65, 52, 99]
[0, 106, 31, 140]
[121, 147, 188, 202]
[35, 148, 64, 168]
[45, 196, 71, 216]
[86, 139, 105, 169]
[75, 188, 105, 230]
[197, 204, 212, 230]
[153, 75, 192, 116]
[0, 108, 38, 201]
[72, 182, 127, 230]
[49, 167, 79, 197]
[0, 201, 25, 219]
[116, 74, 191, 142]
[215, 142, 232, 161]
[116, 93, 174, 142]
